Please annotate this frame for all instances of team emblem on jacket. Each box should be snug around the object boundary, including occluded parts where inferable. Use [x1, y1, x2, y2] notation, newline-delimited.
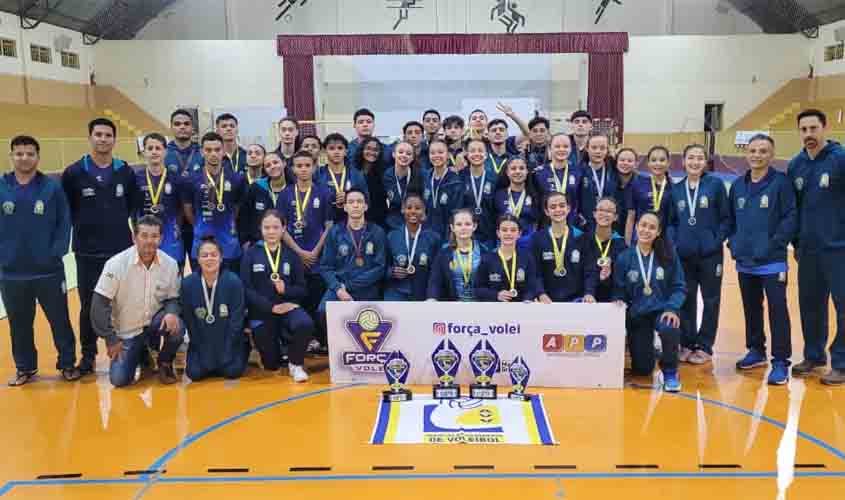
[168, 164, 177, 173]
[737, 198, 746, 209]
[366, 242, 374, 255]
[542, 251, 554, 261]
[82, 188, 95, 197]
[484, 182, 492, 194]
[700, 195, 708, 208]
[339, 244, 349, 256]
[116, 183, 124, 197]
[525, 196, 532, 206]
[219, 304, 229, 318]
[821, 173, 830, 188]
[195, 307, 207, 319]
[656, 267, 665, 280]
[583, 177, 590, 188]
[628, 270, 639, 282]
[440, 193, 448, 204]
[255, 202, 265, 211]
[419, 253, 428, 266]
[794, 177, 804, 190]
[397, 255, 407, 266]
[387, 190, 395, 201]
[2, 201, 14, 215]
[165, 183, 173, 195]
[760, 195, 769, 208]
[224, 181, 232, 191]
[283, 262, 291, 276]
[716, 264, 723, 277]
[571, 250, 580, 263]
[313, 197, 320, 208]
[517, 268, 525, 281]
[253, 263, 265, 273]
[778, 272, 787, 283]
[34, 200, 44, 215]
[570, 175, 576, 186]
[677, 200, 686, 211]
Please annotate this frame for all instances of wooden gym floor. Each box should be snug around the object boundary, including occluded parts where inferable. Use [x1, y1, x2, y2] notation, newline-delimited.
[0, 256, 843, 499]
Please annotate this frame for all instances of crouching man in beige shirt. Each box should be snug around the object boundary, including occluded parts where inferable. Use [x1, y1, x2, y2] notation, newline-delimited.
[91, 215, 183, 386]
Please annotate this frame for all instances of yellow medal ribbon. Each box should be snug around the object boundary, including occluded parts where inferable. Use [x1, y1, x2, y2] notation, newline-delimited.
[549, 227, 569, 274]
[498, 248, 518, 292]
[145, 167, 167, 209]
[595, 234, 612, 261]
[651, 175, 667, 211]
[456, 242, 474, 285]
[507, 188, 527, 218]
[328, 165, 347, 194]
[264, 242, 282, 281]
[490, 156, 508, 175]
[227, 147, 240, 172]
[205, 167, 225, 207]
[551, 162, 569, 194]
[295, 185, 312, 225]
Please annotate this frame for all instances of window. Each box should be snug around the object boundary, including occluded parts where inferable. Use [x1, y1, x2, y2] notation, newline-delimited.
[30, 44, 51, 64]
[0, 38, 16, 58]
[61, 51, 79, 69]
[824, 42, 844, 62]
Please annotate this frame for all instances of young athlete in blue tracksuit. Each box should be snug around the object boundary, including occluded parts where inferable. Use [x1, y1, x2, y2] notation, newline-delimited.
[279, 152, 335, 352]
[1, 136, 79, 385]
[384, 194, 441, 301]
[135, 133, 185, 271]
[319, 189, 386, 310]
[668, 145, 730, 365]
[590, 197, 628, 303]
[316, 133, 369, 224]
[383, 141, 423, 232]
[460, 139, 498, 249]
[728, 134, 797, 385]
[422, 140, 464, 240]
[182, 132, 246, 274]
[62, 118, 140, 374]
[534, 134, 584, 227]
[238, 152, 287, 245]
[475, 214, 540, 302]
[427, 209, 484, 302]
[613, 212, 687, 392]
[181, 237, 248, 381]
[165, 109, 203, 261]
[787, 109, 845, 384]
[626, 146, 673, 243]
[346, 108, 394, 171]
[241, 210, 313, 382]
[494, 157, 540, 246]
[532, 192, 598, 303]
[579, 135, 619, 232]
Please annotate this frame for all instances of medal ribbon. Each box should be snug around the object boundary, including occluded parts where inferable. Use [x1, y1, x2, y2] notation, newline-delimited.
[456, 242, 474, 285]
[264, 243, 281, 278]
[595, 234, 612, 261]
[651, 175, 666, 211]
[205, 167, 225, 207]
[146, 167, 167, 209]
[328, 166, 347, 195]
[498, 249, 518, 291]
[635, 246, 654, 293]
[295, 185, 312, 225]
[508, 188, 527, 218]
[552, 162, 569, 194]
[549, 227, 569, 274]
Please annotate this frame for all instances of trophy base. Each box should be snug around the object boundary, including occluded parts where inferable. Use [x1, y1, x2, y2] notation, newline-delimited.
[382, 389, 413, 403]
[469, 384, 498, 400]
[432, 384, 461, 400]
[508, 391, 532, 401]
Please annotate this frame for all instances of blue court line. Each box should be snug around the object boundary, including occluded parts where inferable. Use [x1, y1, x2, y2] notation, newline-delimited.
[145, 383, 364, 476]
[2, 470, 845, 494]
[630, 384, 845, 461]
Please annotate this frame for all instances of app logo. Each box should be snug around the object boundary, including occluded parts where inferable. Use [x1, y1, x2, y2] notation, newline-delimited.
[542, 334, 607, 355]
[433, 322, 447, 336]
[342, 308, 393, 372]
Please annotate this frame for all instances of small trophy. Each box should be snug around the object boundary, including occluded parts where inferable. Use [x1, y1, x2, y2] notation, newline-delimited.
[432, 338, 462, 400]
[507, 355, 533, 401]
[469, 338, 500, 400]
[382, 350, 413, 402]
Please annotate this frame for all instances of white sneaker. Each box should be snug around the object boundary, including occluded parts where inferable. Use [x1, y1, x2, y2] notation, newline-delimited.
[290, 363, 309, 383]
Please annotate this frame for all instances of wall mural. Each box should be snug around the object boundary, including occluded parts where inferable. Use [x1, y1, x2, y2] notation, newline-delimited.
[387, 0, 423, 31]
[276, 0, 310, 23]
[490, 0, 526, 34]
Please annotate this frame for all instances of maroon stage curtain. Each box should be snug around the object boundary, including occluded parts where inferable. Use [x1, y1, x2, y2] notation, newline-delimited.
[277, 33, 628, 138]
[588, 52, 624, 137]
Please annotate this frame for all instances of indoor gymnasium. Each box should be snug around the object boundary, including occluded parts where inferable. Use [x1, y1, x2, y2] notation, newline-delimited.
[1, 0, 845, 498]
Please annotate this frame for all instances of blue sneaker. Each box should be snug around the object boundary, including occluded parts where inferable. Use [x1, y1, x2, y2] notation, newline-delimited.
[736, 350, 767, 370]
[767, 361, 789, 385]
[662, 370, 681, 393]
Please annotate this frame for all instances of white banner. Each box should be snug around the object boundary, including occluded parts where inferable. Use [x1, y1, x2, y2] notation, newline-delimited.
[327, 302, 625, 389]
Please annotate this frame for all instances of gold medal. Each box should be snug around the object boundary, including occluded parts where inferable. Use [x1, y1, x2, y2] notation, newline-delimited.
[146, 167, 167, 214]
[498, 249, 518, 298]
[651, 175, 666, 211]
[264, 242, 282, 283]
[295, 185, 312, 230]
[595, 234, 612, 268]
[549, 227, 569, 279]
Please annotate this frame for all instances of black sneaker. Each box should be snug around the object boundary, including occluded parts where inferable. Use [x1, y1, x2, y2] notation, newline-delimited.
[158, 362, 178, 385]
[61, 367, 82, 382]
[792, 359, 825, 376]
[8, 370, 37, 387]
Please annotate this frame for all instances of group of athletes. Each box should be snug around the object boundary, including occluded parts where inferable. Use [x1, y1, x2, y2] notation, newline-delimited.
[1, 104, 843, 391]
